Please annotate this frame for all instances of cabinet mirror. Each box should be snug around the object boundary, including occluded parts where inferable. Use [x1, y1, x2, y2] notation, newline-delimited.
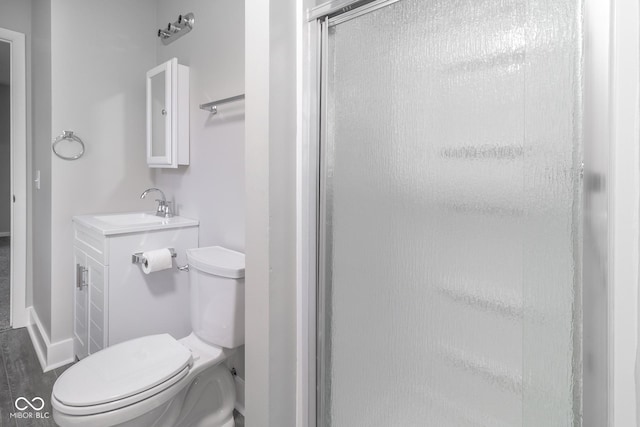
[146, 57, 189, 168]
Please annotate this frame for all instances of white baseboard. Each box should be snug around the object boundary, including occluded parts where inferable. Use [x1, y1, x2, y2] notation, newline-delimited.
[0, 232, 10, 237]
[26, 307, 75, 372]
[234, 375, 245, 416]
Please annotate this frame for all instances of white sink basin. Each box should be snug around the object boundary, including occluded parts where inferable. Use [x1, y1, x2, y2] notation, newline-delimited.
[93, 213, 165, 225]
[73, 212, 199, 236]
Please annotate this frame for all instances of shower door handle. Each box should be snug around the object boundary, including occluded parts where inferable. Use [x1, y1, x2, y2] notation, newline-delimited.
[76, 264, 88, 290]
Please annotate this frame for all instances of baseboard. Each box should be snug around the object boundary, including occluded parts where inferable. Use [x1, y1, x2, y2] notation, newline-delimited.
[0, 232, 10, 237]
[26, 312, 47, 370]
[26, 307, 75, 372]
[234, 375, 245, 416]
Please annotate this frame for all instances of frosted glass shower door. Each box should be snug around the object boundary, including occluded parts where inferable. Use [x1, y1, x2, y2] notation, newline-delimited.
[317, 0, 582, 426]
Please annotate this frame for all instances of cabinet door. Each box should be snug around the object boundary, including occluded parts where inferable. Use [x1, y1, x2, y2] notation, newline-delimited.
[86, 255, 108, 354]
[147, 59, 174, 167]
[146, 58, 189, 168]
[73, 248, 89, 360]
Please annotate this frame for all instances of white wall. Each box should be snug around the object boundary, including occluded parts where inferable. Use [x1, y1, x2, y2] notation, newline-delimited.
[153, 0, 245, 252]
[48, 0, 156, 344]
[31, 0, 51, 329]
[0, 83, 10, 233]
[245, 0, 298, 424]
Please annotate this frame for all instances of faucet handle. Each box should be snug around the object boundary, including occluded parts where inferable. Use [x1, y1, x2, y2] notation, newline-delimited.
[158, 200, 173, 218]
[154, 201, 165, 217]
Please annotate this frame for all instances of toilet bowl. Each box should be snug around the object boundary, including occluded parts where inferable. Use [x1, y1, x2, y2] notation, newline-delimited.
[52, 246, 245, 427]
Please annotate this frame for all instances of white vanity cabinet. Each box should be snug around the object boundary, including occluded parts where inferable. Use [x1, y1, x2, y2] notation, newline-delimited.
[72, 213, 198, 360]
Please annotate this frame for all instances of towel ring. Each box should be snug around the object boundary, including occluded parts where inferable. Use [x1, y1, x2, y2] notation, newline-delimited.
[52, 131, 85, 160]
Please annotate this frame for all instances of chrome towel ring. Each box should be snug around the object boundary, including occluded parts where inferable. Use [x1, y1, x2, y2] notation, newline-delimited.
[52, 130, 85, 160]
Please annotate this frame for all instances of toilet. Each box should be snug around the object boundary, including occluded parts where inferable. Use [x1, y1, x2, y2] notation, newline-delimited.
[52, 246, 245, 427]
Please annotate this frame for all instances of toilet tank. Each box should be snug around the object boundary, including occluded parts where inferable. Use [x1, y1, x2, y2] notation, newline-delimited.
[186, 246, 245, 348]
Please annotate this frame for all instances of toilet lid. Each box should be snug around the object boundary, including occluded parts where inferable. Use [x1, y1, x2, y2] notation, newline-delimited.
[53, 334, 192, 407]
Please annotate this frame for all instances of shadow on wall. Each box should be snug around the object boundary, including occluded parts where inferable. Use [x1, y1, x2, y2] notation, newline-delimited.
[203, 102, 245, 127]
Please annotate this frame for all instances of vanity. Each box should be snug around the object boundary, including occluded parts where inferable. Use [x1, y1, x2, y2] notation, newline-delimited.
[72, 212, 198, 360]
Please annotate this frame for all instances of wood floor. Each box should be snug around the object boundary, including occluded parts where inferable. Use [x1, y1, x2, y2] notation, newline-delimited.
[0, 327, 71, 426]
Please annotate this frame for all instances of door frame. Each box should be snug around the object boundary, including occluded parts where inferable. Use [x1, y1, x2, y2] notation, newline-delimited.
[0, 28, 27, 329]
[609, 0, 640, 424]
[297, 6, 321, 427]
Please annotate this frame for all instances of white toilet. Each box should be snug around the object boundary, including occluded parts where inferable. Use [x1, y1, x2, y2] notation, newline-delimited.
[52, 246, 245, 427]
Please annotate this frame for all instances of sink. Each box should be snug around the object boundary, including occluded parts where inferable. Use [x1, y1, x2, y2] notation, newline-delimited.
[73, 212, 199, 236]
[94, 213, 165, 226]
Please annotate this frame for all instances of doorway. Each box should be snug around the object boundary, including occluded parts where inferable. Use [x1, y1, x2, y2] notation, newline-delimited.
[0, 27, 27, 330]
[0, 40, 10, 330]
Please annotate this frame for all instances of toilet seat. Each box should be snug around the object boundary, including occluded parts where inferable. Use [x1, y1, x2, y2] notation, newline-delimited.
[52, 365, 190, 416]
[53, 334, 192, 416]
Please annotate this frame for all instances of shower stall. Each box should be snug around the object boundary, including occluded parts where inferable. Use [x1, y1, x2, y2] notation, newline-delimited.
[301, 0, 613, 425]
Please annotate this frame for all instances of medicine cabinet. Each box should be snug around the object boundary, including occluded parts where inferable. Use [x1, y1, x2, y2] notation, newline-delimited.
[146, 58, 189, 168]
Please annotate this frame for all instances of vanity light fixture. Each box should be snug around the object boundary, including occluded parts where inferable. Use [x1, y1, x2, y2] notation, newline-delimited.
[157, 13, 194, 45]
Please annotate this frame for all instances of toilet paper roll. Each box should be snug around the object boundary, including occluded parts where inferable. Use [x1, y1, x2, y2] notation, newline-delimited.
[141, 248, 173, 274]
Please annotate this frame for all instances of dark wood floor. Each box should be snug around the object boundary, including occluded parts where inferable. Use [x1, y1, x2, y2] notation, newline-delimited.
[0, 327, 71, 426]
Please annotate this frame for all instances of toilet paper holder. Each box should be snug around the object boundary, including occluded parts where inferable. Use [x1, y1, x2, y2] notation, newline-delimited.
[131, 248, 177, 265]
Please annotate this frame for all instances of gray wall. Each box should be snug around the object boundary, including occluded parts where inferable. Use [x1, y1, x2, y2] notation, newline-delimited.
[0, 83, 9, 234]
[0, 0, 32, 32]
[49, 0, 156, 343]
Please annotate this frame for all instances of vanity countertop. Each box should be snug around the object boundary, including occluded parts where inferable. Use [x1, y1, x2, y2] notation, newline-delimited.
[73, 212, 199, 236]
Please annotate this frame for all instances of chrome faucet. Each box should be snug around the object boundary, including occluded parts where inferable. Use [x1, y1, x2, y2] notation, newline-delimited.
[140, 188, 173, 218]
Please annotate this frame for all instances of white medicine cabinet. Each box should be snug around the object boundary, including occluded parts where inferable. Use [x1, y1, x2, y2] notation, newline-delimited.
[146, 57, 189, 168]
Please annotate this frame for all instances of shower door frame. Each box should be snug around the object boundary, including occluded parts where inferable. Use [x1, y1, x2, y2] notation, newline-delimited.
[297, 0, 615, 425]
